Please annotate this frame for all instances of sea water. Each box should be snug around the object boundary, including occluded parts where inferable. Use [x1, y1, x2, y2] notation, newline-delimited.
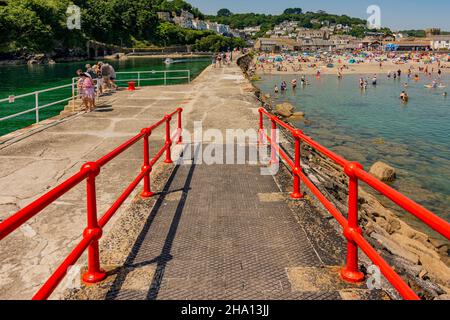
[258, 74, 450, 224]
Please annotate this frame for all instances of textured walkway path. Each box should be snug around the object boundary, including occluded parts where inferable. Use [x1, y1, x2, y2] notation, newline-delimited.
[105, 146, 341, 300]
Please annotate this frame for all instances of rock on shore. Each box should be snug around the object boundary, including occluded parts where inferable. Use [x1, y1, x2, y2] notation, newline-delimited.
[369, 161, 397, 182]
[275, 102, 295, 117]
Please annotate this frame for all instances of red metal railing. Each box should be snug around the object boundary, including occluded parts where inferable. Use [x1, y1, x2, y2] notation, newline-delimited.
[0, 108, 183, 300]
[258, 107, 450, 300]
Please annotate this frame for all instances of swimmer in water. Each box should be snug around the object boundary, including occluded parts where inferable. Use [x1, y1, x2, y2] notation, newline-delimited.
[400, 91, 408, 102]
[291, 79, 297, 89]
[432, 80, 437, 89]
[359, 77, 364, 89]
[274, 85, 279, 93]
[372, 75, 377, 85]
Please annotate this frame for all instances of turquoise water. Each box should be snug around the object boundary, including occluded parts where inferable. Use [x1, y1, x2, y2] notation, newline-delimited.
[0, 57, 211, 136]
[258, 74, 450, 222]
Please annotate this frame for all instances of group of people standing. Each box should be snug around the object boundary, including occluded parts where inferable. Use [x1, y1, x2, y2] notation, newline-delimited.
[274, 76, 307, 93]
[76, 62, 118, 112]
[213, 52, 233, 68]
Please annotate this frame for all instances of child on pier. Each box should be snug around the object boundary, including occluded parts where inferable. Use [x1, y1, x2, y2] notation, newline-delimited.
[80, 73, 96, 112]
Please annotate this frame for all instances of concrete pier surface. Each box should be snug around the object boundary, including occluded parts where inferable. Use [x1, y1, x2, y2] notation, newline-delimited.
[0, 59, 380, 300]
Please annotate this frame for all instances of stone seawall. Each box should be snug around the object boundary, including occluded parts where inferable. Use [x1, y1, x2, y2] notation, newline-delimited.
[237, 54, 450, 300]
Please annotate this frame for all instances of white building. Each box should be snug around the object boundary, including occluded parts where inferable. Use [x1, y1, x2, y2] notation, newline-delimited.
[243, 26, 261, 34]
[430, 36, 450, 50]
[206, 21, 218, 32]
[193, 19, 208, 31]
[216, 24, 230, 34]
[180, 10, 194, 20]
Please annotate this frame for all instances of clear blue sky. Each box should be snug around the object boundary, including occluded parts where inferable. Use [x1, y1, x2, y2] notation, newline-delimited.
[185, 0, 450, 31]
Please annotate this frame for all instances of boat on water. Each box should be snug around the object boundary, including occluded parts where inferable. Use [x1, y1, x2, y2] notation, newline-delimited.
[164, 58, 174, 65]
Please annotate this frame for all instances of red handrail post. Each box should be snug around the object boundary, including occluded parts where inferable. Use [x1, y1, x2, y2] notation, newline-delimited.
[291, 130, 303, 199]
[270, 119, 278, 165]
[341, 162, 365, 283]
[258, 108, 264, 145]
[164, 115, 173, 164]
[141, 128, 154, 198]
[81, 162, 107, 284]
[177, 108, 183, 144]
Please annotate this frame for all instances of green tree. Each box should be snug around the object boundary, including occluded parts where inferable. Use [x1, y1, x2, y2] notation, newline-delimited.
[217, 8, 232, 17]
[283, 8, 302, 15]
[193, 34, 245, 52]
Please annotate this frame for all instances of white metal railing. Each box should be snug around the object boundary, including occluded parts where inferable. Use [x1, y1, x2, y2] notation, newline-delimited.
[71, 70, 191, 88]
[0, 69, 191, 127]
[115, 70, 191, 87]
[0, 84, 74, 124]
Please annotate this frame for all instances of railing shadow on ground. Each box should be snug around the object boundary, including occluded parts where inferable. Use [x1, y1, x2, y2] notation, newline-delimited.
[105, 143, 199, 300]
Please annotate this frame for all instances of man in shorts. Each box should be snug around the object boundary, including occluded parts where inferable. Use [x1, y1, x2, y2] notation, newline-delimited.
[108, 64, 118, 90]
[99, 62, 111, 90]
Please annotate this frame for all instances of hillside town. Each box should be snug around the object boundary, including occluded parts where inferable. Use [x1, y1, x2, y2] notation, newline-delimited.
[255, 25, 450, 52]
[157, 10, 232, 35]
[161, 9, 450, 53]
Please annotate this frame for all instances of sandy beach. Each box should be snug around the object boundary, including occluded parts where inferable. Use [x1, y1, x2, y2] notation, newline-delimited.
[253, 56, 450, 76]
